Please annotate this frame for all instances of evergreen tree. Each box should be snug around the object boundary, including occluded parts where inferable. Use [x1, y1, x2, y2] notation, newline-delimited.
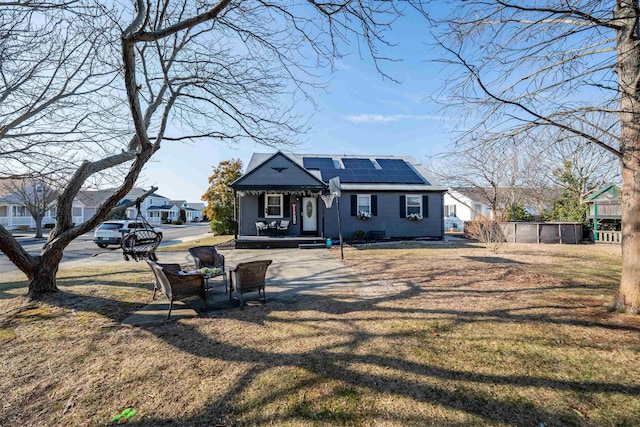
[502, 202, 533, 222]
[202, 159, 243, 235]
[549, 161, 590, 223]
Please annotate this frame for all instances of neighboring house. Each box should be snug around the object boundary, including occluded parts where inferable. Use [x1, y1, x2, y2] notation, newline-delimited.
[169, 200, 203, 222]
[186, 202, 205, 220]
[121, 189, 176, 224]
[587, 184, 621, 233]
[230, 152, 446, 239]
[443, 187, 552, 228]
[444, 188, 494, 226]
[0, 179, 57, 229]
[1, 185, 203, 230]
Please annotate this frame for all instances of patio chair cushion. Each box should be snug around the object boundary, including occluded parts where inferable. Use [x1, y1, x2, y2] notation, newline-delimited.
[147, 261, 206, 319]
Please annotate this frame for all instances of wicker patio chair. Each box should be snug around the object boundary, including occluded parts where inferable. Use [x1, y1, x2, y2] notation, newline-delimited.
[276, 220, 290, 236]
[229, 260, 273, 309]
[189, 246, 227, 291]
[147, 261, 206, 319]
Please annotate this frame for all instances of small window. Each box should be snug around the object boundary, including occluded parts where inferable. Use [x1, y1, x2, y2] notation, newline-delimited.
[12, 206, 28, 217]
[444, 205, 456, 217]
[265, 194, 283, 218]
[406, 195, 422, 217]
[357, 195, 371, 215]
[72, 207, 82, 217]
[0, 206, 7, 216]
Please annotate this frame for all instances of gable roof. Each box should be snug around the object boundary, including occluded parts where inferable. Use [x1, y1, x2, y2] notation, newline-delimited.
[587, 184, 620, 202]
[239, 151, 445, 191]
[231, 151, 327, 191]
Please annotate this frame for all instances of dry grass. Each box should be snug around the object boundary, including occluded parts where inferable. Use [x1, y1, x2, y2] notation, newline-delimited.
[156, 234, 234, 252]
[1, 242, 640, 426]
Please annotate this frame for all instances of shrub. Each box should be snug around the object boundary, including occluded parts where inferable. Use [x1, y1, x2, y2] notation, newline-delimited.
[209, 218, 234, 235]
[43, 223, 55, 229]
[17, 225, 31, 232]
[172, 220, 184, 225]
[465, 218, 505, 253]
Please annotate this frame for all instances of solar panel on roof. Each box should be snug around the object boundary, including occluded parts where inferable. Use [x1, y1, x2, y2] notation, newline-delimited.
[342, 158, 375, 170]
[303, 157, 335, 169]
[302, 156, 426, 184]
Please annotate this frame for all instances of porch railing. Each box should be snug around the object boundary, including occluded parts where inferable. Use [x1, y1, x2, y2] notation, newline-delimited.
[594, 230, 622, 244]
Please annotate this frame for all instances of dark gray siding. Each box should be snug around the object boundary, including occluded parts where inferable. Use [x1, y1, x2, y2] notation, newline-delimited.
[238, 194, 304, 236]
[238, 190, 444, 239]
[321, 191, 444, 239]
[235, 153, 322, 188]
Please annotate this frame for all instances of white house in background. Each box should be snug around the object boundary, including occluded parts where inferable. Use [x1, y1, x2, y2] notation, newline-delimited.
[0, 180, 57, 229]
[443, 187, 494, 230]
[169, 200, 204, 222]
[1, 185, 203, 230]
[120, 189, 177, 224]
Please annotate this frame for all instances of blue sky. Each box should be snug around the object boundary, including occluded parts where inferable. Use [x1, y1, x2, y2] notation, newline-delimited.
[141, 8, 454, 202]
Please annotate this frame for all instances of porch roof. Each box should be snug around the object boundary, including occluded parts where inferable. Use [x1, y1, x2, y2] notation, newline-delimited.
[234, 184, 326, 194]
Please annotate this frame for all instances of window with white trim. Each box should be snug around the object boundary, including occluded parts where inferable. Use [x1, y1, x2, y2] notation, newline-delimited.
[357, 194, 371, 215]
[406, 195, 422, 217]
[265, 194, 283, 218]
[0, 206, 7, 216]
[12, 206, 28, 217]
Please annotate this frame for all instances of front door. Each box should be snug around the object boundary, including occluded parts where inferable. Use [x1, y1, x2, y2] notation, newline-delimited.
[302, 197, 317, 233]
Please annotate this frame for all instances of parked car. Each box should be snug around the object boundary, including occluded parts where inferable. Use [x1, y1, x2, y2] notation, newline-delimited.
[93, 220, 163, 248]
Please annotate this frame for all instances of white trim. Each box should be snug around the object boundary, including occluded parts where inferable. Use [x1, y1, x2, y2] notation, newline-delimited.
[405, 194, 422, 217]
[357, 194, 372, 215]
[265, 193, 283, 218]
[341, 184, 446, 191]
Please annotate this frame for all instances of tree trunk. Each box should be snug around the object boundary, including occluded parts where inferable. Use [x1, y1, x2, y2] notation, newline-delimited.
[611, 2, 640, 313]
[33, 213, 43, 239]
[27, 250, 64, 300]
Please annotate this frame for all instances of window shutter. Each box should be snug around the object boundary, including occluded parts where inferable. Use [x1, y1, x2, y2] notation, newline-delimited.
[399, 195, 406, 218]
[351, 195, 357, 216]
[423, 195, 429, 218]
[258, 194, 265, 217]
[283, 195, 290, 217]
[371, 195, 378, 216]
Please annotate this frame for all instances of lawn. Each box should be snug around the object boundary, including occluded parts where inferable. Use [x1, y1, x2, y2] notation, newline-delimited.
[1, 241, 639, 426]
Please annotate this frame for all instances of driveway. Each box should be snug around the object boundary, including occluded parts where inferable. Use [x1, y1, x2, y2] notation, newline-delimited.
[123, 248, 365, 324]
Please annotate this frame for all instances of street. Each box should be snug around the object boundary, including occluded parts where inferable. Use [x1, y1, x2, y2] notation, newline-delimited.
[0, 223, 212, 275]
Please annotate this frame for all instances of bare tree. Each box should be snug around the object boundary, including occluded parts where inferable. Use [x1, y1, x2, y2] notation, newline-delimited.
[0, 1, 421, 300]
[435, 1, 640, 313]
[0, 178, 58, 238]
[429, 140, 524, 219]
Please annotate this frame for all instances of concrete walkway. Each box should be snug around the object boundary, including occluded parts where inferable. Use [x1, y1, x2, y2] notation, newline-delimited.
[122, 248, 364, 326]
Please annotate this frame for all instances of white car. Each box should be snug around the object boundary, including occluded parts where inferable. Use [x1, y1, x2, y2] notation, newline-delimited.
[93, 220, 163, 248]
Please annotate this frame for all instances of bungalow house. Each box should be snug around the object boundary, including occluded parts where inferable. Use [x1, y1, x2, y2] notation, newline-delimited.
[120, 189, 178, 224]
[169, 200, 204, 222]
[0, 179, 57, 229]
[443, 188, 494, 230]
[230, 152, 446, 241]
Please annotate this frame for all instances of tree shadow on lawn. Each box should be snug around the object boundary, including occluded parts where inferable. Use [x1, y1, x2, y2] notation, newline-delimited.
[7, 253, 640, 426]
[120, 301, 640, 426]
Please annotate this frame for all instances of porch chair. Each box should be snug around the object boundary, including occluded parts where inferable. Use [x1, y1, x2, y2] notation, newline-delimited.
[146, 261, 206, 319]
[189, 246, 227, 291]
[229, 260, 273, 309]
[277, 219, 290, 236]
[255, 221, 268, 236]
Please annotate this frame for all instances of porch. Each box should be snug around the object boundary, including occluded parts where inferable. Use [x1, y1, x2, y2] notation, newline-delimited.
[234, 235, 327, 249]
